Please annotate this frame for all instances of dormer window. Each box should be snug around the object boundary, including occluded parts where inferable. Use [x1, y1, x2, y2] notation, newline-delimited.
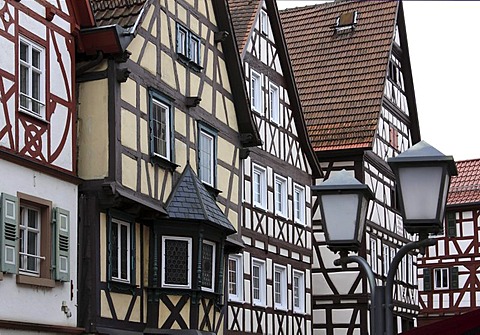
[334, 11, 358, 34]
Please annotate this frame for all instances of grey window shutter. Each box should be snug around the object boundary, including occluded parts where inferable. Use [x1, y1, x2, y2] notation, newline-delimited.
[54, 207, 70, 281]
[450, 266, 459, 289]
[0, 193, 18, 273]
[447, 212, 456, 237]
[423, 268, 431, 291]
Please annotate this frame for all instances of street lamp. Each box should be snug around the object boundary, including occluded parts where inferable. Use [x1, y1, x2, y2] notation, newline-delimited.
[312, 141, 457, 335]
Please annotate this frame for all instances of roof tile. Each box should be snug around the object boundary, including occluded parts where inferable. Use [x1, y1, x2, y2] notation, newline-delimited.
[448, 159, 480, 206]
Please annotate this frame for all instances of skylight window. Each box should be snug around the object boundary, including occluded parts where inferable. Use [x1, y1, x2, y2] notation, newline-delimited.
[334, 11, 358, 34]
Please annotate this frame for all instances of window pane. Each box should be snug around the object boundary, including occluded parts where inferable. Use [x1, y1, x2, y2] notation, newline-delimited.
[111, 222, 118, 279]
[32, 49, 40, 69]
[153, 102, 168, 157]
[274, 270, 281, 303]
[199, 131, 213, 185]
[120, 224, 128, 280]
[252, 265, 260, 300]
[293, 276, 300, 307]
[20, 42, 28, 62]
[165, 239, 189, 285]
[228, 258, 237, 295]
[202, 242, 214, 289]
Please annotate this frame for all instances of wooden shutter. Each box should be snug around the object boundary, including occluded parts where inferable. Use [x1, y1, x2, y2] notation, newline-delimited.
[54, 207, 70, 281]
[0, 193, 18, 273]
[423, 268, 431, 291]
[450, 266, 459, 289]
[447, 212, 456, 237]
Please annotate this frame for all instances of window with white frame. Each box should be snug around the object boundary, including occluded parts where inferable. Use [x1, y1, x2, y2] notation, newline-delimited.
[383, 245, 389, 276]
[408, 254, 413, 284]
[250, 70, 262, 113]
[294, 185, 305, 224]
[252, 259, 266, 306]
[228, 254, 243, 301]
[0, 193, 70, 283]
[260, 10, 269, 35]
[252, 164, 267, 209]
[19, 37, 45, 117]
[370, 238, 377, 273]
[434, 268, 448, 289]
[162, 236, 192, 289]
[19, 205, 41, 275]
[269, 83, 280, 124]
[176, 23, 201, 67]
[275, 175, 287, 217]
[198, 125, 216, 187]
[274, 265, 287, 310]
[293, 270, 305, 313]
[110, 218, 131, 283]
[201, 240, 216, 292]
[150, 93, 172, 160]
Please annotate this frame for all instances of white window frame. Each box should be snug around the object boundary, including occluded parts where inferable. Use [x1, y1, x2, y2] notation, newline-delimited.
[408, 254, 413, 284]
[260, 10, 269, 35]
[19, 205, 41, 276]
[274, 175, 287, 217]
[434, 268, 449, 289]
[293, 270, 305, 314]
[201, 240, 216, 292]
[19, 36, 45, 118]
[110, 218, 131, 283]
[199, 128, 215, 187]
[151, 96, 171, 160]
[176, 23, 201, 66]
[228, 254, 243, 302]
[383, 245, 389, 276]
[252, 164, 267, 209]
[162, 236, 192, 289]
[294, 184, 305, 225]
[250, 70, 262, 114]
[274, 264, 287, 310]
[269, 83, 280, 124]
[370, 238, 377, 273]
[252, 258, 266, 306]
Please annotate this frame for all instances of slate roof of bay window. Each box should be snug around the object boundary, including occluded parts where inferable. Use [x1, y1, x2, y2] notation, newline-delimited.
[227, 0, 262, 53]
[166, 165, 236, 233]
[89, 0, 147, 28]
[447, 159, 480, 206]
[280, 1, 399, 152]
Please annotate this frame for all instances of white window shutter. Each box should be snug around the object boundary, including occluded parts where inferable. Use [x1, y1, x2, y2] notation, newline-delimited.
[54, 207, 70, 281]
[0, 193, 18, 274]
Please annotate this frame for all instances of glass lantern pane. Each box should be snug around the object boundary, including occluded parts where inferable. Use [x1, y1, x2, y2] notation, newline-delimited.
[321, 193, 359, 242]
[399, 166, 442, 220]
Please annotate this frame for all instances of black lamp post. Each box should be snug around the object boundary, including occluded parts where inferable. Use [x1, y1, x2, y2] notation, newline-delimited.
[313, 141, 457, 335]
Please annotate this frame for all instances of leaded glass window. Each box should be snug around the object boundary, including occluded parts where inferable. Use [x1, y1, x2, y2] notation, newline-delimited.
[201, 240, 215, 291]
[162, 236, 192, 288]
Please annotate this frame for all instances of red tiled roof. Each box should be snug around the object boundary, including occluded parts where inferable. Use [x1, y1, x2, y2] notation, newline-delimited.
[90, 0, 147, 28]
[227, 0, 261, 53]
[280, 1, 398, 152]
[447, 159, 480, 206]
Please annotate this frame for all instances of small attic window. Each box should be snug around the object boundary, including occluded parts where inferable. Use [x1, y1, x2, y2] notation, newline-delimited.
[334, 11, 358, 34]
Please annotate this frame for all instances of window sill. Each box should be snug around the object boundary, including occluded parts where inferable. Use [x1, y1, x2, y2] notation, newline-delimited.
[17, 274, 55, 288]
[176, 53, 203, 73]
[252, 302, 266, 308]
[19, 109, 49, 124]
[108, 280, 138, 293]
[151, 154, 179, 172]
[274, 305, 288, 312]
[228, 297, 244, 303]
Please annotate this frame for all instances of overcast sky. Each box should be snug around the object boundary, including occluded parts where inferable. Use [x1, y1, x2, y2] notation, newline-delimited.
[276, 1, 479, 162]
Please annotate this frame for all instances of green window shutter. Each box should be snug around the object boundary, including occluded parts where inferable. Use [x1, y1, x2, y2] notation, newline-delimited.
[54, 207, 70, 281]
[423, 268, 431, 291]
[450, 266, 459, 289]
[0, 193, 18, 273]
[447, 212, 456, 237]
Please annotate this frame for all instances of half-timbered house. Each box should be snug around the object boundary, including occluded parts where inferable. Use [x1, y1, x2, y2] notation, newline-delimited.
[281, 2, 422, 333]
[417, 159, 480, 327]
[74, 0, 260, 334]
[226, 1, 322, 334]
[0, 0, 81, 333]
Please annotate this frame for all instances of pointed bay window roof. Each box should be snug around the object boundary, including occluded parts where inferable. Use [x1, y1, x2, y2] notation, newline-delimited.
[165, 165, 236, 234]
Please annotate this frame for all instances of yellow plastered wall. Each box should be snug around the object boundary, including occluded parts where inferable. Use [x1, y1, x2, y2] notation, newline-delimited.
[122, 154, 138, 191]
[100, 290, 112, 318]
[100, 213, 107, 282]
[78, 78, 109, 179]
[159, 296, 191, 328]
